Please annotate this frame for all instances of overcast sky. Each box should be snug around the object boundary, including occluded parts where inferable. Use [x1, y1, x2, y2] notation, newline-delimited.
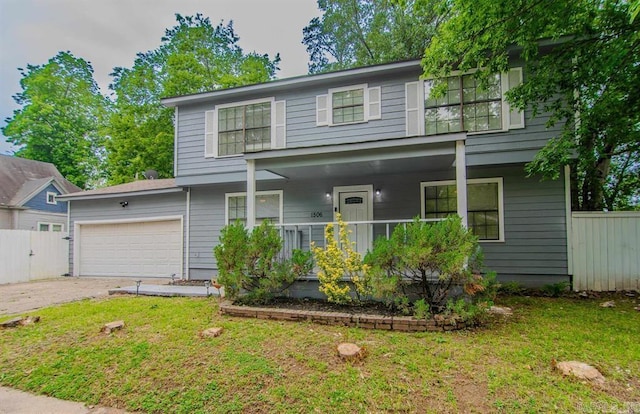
[0, 0, 321, 154]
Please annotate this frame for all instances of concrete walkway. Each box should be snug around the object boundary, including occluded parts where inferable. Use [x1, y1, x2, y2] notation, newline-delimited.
[109, 283, 223, 297]
[0, 386, 130, 414]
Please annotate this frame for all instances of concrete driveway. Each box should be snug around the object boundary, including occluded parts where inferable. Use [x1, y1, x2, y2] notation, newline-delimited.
[0, 277, 161, 316]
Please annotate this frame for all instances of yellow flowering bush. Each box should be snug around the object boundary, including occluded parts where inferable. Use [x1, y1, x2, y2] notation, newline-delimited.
[311, 214, 371, 304]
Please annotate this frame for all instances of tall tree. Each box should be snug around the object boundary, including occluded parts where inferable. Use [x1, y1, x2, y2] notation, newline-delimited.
[107, 14, 280, 184]
[421, 0, 640, 210]
[303, 0, 444, 73]
[2, 52, 109, 188]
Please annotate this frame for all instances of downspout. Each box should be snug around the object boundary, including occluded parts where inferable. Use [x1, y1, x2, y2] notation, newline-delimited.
[185, 187, 190, 280]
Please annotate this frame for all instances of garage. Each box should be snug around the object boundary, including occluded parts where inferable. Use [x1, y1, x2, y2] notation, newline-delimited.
[77, 218, 182, 278]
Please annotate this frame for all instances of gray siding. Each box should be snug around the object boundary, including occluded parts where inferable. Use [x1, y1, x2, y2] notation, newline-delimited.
[188, 164, 568, 283]
[0, 209, 11, 229]
[68, 192, 187, 277]
[17, 210, 66, 231]
[175, 64, 564, 182]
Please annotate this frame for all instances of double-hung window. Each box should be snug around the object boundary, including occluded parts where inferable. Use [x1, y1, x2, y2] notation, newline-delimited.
[225, 190, 283, 225]
[205, 98, 286, 158]
[421, 178, 504, 241]
[46, 191, 57, 205]
[316, 84, 381, 126]
[405, 68, 523, 136]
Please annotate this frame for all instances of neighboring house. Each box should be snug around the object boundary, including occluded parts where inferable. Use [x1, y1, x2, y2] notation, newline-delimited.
[61, 56, 572, 286]
[0, 154, 80, 232]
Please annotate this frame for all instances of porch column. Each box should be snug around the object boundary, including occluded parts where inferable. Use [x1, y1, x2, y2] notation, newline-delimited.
[455, 140, 468, 228]
[246, 159, 256, 229]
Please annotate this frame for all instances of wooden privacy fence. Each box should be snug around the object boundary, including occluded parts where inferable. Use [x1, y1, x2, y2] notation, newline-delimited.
[571, 212, 640, 291]
[0, 230, 69, 284]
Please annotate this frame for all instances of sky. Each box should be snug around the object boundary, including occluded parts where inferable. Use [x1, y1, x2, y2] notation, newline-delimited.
[0, 0, 321, 154]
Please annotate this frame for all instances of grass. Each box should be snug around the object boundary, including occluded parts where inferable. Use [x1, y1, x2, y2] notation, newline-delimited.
[1, 295, 639, 413]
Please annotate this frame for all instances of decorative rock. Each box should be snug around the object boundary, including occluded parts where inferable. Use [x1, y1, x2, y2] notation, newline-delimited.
[578, 291, 589, 298]
[337, 343, 366, 361]
[20, 316, 40, 325]
[634, 306, 640, 312]
[200, 327, 224, 338]
[554, 360, 605, 386]
[101, 320, 125, 334]
[600, 301, 615, 308]
[488, 306, 513, 316]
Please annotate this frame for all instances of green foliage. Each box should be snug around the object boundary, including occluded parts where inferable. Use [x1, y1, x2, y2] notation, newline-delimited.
[303, 0, 442, 73]
[540, 281, 571, 297]
[311, 214, 371, 304]
[420, 0, 640, 210]
[365, 216, 481, 312]
[412, 298, 430, 320]
[2, 51, 110, 188]
[214, 221, 312, 303]
[498, 281, 526, 296]
[106, 14, 280, 184]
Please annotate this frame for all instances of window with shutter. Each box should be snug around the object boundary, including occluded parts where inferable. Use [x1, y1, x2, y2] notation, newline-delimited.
[317, 84, 382, 126]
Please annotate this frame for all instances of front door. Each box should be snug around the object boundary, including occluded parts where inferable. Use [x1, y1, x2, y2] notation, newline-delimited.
[335, 185, 372, 255]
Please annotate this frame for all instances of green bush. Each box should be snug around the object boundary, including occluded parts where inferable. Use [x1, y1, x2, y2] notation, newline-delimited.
[214, 220, 313, 303]
[365, 216, 492, 314]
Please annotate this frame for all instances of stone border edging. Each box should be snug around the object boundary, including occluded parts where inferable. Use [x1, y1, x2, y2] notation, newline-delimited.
[219, 302, 470, 332]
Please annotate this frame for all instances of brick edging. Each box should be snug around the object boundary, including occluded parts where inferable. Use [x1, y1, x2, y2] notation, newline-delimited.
[219, 302, 471, 332]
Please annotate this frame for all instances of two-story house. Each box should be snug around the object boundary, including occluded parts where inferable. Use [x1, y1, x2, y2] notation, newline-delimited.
[0, 154, 80, 231]
[61, 58, 571, 287]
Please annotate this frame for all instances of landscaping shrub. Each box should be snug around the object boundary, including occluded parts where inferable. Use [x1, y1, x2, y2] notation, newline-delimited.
[365, 216, 495, 316]
[214, 220, 313, 303]
[311, 214, 371, 304]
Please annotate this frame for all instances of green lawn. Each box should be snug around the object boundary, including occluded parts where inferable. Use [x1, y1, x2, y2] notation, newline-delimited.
[1, 295, 638, 413]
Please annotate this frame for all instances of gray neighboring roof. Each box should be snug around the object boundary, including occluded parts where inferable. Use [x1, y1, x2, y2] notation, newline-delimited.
[0, 154, 81, 207]
[58, 178, 180, 201]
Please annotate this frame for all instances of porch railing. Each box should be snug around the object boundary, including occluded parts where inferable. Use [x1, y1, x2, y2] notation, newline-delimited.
[275, 218, 442, 259]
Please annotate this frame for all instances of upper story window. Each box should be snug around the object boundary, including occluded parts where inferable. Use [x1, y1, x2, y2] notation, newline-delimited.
[405, 68, 524, 137]
[46, 191, 57, 205]
[218, 102, 271, 156]
[424, 73, 502, 135]
[205, 98, 286, 158]
[316, 84, 381, 126]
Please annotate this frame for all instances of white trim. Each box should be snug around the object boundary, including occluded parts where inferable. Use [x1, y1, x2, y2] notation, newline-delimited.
[246, 159, 256, 229]
[73, 215, 184, 278]
[420, 177, 505, 242]
[215, 96, 275, 110]
[225, 190, 284, 225]
[185, 187, 191, 281]
[174, 107, 179, 176]
[332, 184, 374, 221]
[455, 140, 468, 228]
[327, 83, 369, 126]
[564, 165, 573, 276]
[57, 187, 183, 201]
[46, 191, 57, 205]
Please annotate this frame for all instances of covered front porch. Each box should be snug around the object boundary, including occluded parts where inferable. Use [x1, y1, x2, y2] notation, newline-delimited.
[243, 133, 469, 254]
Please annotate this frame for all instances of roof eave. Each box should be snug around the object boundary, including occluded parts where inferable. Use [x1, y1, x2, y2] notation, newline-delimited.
[57, 187, 184, 202]
[160, 60, 421, 107]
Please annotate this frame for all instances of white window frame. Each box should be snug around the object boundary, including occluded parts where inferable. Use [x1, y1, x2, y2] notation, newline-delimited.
[206, 97, 286, 159]
[407, 68, 524, 137]
[317, 84, 381, 127]
[46, 191, 57, 205]
[420, 177, 505, 242]
[37, 222, 64, 232]
[225, 190, 284, 225]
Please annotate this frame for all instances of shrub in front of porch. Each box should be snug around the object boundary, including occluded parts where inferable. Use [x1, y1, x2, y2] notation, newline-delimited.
[214, 220, 313, 303]
[365, 216, 496, 320]
[311, 213, 371, 304]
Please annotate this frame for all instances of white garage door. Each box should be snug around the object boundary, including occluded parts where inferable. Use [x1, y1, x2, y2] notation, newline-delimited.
[78, 219, 182, 278]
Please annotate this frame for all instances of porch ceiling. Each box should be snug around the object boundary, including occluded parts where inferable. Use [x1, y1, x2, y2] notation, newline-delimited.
[256, 141, 457, 180]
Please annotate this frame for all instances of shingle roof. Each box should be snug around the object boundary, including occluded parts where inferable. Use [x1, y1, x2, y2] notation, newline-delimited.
[62, 178, 178, 199]
[0, 154, 81, 206]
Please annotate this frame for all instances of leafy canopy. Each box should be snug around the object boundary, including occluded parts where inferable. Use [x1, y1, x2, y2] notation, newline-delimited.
[303, 0, 443, 73]
[106, 14, 280, 184]
[2, 51, 110, 188]
[421, 0, 640, 210]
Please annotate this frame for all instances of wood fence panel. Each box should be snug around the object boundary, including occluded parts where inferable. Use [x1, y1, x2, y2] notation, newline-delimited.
[572, 212, 640, 291]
